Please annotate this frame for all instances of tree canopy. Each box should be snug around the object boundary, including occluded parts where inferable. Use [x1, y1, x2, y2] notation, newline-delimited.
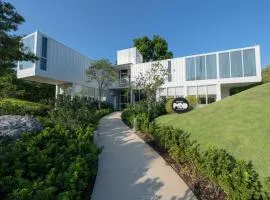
[86, 59, 117, 109]
[0, 1, 36, 69]
[0, 1, 54, 101]
[133, 35, 173, 62]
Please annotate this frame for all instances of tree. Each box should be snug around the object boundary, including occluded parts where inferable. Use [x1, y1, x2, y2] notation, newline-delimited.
[133, 35, 173, 62]
[134, 62, 168, 120]
[0, 1, 40, 99]
[86, 59, 117, 109]
[0, 1, 36, 69]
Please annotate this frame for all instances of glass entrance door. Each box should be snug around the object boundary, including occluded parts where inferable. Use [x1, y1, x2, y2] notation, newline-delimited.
[120, 90, 129, 110]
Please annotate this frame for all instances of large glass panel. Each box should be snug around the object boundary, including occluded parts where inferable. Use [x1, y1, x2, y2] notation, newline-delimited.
[243, 49, 256, 76]
[20, 35, 35, 69]
[168, 60, 172, 82]
[219, 52, 230, 78]
[207, 95, 216, 104]
[198, 95, 207, 104]
[119, 69, 129, 86]
[186, 57, 195, 81]
[231, 50, 243, 77]
[206, 54, 217, 79]
[23, 35, 35, 53]
[196, 56, 206, 80]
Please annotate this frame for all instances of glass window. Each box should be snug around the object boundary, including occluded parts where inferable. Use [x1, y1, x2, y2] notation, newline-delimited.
[20, 35, 35, 69]
[40, 58, 47, 71]
[41, 37, 47, 58]
[231, 50, 243, 77]
[168, 60, 172, 82]
[207, 95, 216, 104]
[23, 35, 35, 53]
[198, 95, 207, 104]
[243, 49, 256, 76]
[186, 57, 195, 81]
[206, 54, 217, 79]
[196, 56, 206, 80]
[219, 52, 230, 78]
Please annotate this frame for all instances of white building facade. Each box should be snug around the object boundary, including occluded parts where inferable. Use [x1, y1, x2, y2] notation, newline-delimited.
[110, 45, 261, 109]
[17, 31, 98, 98]
[17, 31, 262, 110]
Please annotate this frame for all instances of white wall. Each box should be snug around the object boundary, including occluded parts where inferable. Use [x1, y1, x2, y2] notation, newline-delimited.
[17, 31, 99, 97]
[117, 47, 143, 65]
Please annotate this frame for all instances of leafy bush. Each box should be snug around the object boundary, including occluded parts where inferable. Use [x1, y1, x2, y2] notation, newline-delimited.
[121, 100, 165, 131]
[0, 98, 51, 116]
[0, 95, 112, 199]
[185, 95, 197, 109]
[0, 125, 100, 200]
[165, 97, 174, 113]
[121, 107, 268, 199]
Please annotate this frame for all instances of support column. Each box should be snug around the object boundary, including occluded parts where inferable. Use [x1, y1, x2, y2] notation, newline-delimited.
[216, 83, 222, 101]
[55, 85, 59, 99]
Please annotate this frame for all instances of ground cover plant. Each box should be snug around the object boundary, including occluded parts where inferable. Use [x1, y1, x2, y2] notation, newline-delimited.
[0, 96, 112, 200]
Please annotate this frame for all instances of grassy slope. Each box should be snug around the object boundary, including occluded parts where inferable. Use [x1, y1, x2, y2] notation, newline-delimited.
[156, 83, 270, 180]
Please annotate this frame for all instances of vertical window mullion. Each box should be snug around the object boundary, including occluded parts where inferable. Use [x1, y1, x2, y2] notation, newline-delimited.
[241, 50, 244, 77]
[204, 56, 207, 79]
[229, 52, 232, 78]
[194, 57, 196, 80]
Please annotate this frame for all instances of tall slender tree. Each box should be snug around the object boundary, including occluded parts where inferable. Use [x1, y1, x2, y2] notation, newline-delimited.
[86, 59, 117, 109]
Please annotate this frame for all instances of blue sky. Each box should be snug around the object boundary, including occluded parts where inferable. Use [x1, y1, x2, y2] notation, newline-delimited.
[8, 0, 270, 67]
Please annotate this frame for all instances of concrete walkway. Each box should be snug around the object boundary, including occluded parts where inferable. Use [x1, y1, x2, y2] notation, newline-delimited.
[91, 112, 196, 200]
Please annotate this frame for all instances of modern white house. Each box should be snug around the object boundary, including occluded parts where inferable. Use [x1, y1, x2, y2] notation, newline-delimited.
[17, 31, 262, 110]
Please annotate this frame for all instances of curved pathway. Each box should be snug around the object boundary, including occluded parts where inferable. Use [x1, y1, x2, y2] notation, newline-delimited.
[91, 112, 196, 200]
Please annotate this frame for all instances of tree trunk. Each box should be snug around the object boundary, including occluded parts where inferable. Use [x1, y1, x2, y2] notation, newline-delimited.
[98, 89, 101, 110]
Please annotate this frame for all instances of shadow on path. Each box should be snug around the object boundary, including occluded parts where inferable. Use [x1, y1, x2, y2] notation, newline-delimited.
[91, 112, 196, 200]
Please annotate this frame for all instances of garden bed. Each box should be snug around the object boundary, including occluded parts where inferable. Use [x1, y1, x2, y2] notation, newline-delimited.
[135, 130, 226, 200]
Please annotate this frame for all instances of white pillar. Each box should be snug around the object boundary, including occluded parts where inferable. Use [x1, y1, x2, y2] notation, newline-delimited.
[216, 83, 222, 101]
[55, 85, 59, 99]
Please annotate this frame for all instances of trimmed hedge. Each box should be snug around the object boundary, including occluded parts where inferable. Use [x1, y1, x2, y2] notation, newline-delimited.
[165, 97, 174, 114]
[121, 107, 269, 200]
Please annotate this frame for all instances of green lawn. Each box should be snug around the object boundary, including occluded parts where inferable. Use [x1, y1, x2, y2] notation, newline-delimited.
[156, 83, 270, 181]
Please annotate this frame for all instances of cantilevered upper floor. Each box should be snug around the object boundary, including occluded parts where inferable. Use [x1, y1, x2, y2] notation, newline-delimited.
[17, 31, 94, 86]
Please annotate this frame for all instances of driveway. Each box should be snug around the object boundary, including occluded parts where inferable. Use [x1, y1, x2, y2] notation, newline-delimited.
[91, 112, 196, 200]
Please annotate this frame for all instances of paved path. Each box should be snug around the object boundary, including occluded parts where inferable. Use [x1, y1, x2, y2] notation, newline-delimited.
[91, 112, 196, 200]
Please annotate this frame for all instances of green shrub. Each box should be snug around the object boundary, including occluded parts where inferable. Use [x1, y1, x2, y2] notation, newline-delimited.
[121, 108, 267, 199]
[0, 95, 112, 199]
[185, 95, 197, 109]
[165, 97, 174, 113]
[0, 98, 51, 116]
[0, 125, 101, 199]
